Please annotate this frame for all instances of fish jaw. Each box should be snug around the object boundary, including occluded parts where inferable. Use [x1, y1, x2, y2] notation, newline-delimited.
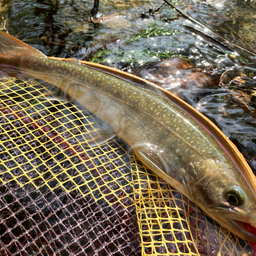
[204, 204, 256, 242]
[200, 203, 256, 242]
[227, 219, 256, 242]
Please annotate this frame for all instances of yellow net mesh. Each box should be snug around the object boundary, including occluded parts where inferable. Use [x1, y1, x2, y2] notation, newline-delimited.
[0, 75, 254, 255]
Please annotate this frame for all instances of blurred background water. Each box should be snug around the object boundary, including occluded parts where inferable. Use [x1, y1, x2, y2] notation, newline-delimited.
[1, 0, 256, 172]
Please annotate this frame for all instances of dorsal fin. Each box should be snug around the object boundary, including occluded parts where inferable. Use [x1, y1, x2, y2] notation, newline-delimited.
[0, 31, 45, 59]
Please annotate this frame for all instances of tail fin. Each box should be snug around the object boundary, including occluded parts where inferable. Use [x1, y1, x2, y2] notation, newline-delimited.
[0, 31, 45, 64]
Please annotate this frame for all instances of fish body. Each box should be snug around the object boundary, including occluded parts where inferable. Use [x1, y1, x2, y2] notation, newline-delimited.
[1, 31, 256, 241]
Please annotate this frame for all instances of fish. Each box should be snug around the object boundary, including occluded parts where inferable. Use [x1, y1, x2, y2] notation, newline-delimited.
[1, 31, 256, 242]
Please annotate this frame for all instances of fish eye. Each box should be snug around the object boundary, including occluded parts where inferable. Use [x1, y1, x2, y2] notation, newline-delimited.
[224, 186, 244, 206]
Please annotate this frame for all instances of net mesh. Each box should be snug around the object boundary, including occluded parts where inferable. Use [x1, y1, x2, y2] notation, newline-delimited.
[0, 75, 254, 255]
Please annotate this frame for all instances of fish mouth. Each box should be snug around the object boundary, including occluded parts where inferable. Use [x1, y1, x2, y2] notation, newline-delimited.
[229, 219, 256, 242]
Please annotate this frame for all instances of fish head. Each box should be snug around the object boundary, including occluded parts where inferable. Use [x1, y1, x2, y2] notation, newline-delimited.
[189, 159, 256, 242]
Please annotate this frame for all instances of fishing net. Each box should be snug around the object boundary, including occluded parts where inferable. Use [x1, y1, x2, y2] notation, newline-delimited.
[0, 69, 254, 255]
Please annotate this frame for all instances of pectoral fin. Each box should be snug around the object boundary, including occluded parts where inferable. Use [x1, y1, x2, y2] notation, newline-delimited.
[133, 143, 167, 174]
[133, 143, 185, 192]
